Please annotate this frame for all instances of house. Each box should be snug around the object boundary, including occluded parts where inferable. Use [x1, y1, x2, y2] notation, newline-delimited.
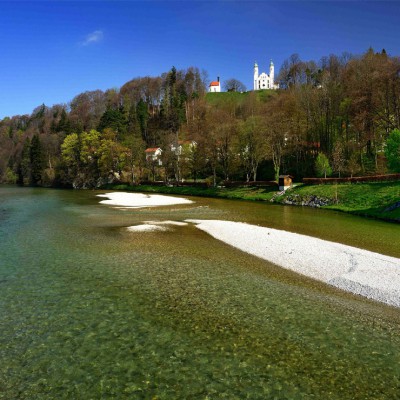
[170, 140, 197, 156]
[209, 77, 221, 93]
[145, 147, 162, 165]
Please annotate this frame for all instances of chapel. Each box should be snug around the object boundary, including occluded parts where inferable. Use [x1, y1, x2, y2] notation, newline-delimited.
[209, 77, 221, 93]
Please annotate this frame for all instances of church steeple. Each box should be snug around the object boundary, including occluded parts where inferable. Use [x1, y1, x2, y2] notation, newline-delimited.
[269, 60, 275, 87]
[254, 62, 259, 90]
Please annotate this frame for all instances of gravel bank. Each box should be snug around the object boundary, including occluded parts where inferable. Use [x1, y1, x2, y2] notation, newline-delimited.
[97, 192, 193, 208]
[186, 219, 400, 307]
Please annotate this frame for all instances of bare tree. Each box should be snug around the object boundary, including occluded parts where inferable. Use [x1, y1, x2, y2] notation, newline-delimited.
[223, 79, 246, 92]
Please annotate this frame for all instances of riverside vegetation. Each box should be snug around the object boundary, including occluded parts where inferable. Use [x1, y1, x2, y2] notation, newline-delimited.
[1, 48, 400, 193]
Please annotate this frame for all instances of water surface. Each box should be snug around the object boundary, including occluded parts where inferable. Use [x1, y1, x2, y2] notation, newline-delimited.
[0, 187, 399, 399]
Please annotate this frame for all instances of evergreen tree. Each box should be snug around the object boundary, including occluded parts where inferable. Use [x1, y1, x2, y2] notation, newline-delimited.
[30, 135, 45, 185]
[136, 99, 149, 142]
[98, 106, 127, 138]
[57, 109, 72, 134]
[18, 137, 31, 185]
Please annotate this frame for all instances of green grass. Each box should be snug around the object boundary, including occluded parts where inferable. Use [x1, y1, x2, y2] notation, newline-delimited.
[205, 89, 276, 106]
[278, 182, 400, 221]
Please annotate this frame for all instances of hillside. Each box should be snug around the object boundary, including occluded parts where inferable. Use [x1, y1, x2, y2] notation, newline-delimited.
[205, 89, 276, 106]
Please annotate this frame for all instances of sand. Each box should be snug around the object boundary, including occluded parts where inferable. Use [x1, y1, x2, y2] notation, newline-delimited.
[127, 220, 188, 232]
[186, 219, 400, 307]
[97, 192, 193, 208]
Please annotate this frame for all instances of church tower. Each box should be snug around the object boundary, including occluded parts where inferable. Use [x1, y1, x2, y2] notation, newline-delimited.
[269, 60, 275, 88]
[254, 62, 259, 91]
[253, 59, 278, 90]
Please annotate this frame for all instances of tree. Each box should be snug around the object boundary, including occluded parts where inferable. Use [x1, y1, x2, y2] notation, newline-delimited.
[18, 137, 31, 185]
[124, 135, 146, 184]
[315, 153, 332, 178]
[239, 116, 268, 181]
[30, 134, 45, 185]
[223, 79, 246, 92]
[332, 141, 345, 177]
[385, 129, 400, 172]
[264, 94, 294, 181]
[56, 108, 72, 134]
[98, 107, 127, 138]
[136, 99, 149, 142]
[98, 129, 129, 176]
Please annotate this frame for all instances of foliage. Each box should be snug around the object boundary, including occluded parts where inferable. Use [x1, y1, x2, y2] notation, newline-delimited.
[5, 167, 17, 184]
[30, 135, 45, 185]
[385, 129, 400, 172]
[315, 153, 332, 178]
[1, 48, 400, 186]
[60, 129, 130, 187]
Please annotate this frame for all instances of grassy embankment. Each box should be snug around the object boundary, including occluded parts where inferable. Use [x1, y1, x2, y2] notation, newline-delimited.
[104, 181, 400, 222]
[278, 181, 400, 221]
[205, 89, 276, 105]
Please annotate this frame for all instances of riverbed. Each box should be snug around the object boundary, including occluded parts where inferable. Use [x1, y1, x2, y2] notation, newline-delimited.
[0, 187, 399, 399]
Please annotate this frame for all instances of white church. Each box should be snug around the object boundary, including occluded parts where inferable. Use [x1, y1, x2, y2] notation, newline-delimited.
[254, 60, 279, 90]
[208, 77, 221, 92]
[208, 60, 279, 92]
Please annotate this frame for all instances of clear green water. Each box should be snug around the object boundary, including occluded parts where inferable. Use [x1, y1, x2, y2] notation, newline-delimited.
[0, 187, 399, 399]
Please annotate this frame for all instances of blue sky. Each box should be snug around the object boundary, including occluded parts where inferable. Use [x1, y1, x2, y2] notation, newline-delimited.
[1, 1, 399, 119]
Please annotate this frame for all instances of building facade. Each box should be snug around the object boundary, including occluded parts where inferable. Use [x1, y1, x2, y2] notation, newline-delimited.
[254, 61, 278, 90]
[209, 77, 221, 93]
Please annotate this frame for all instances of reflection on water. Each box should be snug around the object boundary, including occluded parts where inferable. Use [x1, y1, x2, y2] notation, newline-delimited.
[0, 187, 399, 399]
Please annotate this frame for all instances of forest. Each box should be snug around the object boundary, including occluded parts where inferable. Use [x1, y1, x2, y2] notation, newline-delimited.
[1, 47, 400, 188]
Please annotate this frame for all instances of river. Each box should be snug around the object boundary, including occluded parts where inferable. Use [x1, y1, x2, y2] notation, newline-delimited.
[0, 186, 399, 399]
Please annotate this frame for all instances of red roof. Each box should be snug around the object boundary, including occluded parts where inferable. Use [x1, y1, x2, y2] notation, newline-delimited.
[145, 147, 160, 152]
[302, 142, 321, 148]
[209, 81, 220, 87]
[178, 140, 193, 145]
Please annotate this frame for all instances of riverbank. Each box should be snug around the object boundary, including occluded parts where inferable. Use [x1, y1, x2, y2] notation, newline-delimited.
[278, 181, 400, 222]
[102, 181, 400, 222]
[97, 192, 400, 307]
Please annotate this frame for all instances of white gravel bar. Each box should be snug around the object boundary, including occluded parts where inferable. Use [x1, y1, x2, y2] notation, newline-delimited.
[127, 224, 169, 232]
[187, 219, 400, 307]
[127, 220, 188, 232]
[97, 192, 193, 208]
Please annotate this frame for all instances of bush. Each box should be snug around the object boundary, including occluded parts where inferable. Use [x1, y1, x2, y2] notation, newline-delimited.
[315, 153, 332, 178]
[5, 167, 17, 184]
[385, 129, 400, 172]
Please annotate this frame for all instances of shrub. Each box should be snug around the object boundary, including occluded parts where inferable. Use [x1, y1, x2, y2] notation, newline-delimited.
[315, 153, 332, 178]
[385, 129, 400, 172]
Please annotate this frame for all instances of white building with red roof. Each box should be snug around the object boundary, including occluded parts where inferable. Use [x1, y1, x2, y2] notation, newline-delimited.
[145, 147, 162, 165]
[209, 77, 221, 93]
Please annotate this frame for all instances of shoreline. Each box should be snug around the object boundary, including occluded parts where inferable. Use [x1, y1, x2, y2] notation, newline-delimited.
[100, 182, 400, 223]
[98, 191, 400, 307]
